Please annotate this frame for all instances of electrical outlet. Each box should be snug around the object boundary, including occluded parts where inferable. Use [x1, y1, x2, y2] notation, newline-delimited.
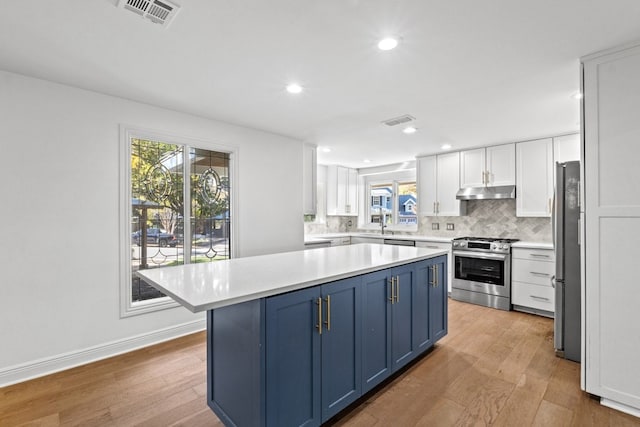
[446, 223, 455, 230]
[432, 223, 439, 230]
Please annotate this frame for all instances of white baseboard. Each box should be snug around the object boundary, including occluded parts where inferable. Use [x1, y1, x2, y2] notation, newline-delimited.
[0, 319, 206, 387]
[601, 398, 640, 419]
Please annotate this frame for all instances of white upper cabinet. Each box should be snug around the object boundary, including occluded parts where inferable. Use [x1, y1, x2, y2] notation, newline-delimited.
[459, 148, 485, 188]
[553, 133, 580, 163]
[326, 165, 358, 216]
[302, 143, 317, 215]
[417, 152, 465, 217]
[460, 143, 515, 187]
[516, 138, 553, 217]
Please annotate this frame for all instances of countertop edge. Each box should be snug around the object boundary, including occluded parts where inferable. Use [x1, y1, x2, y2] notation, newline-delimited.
[137, 246, 449, 313]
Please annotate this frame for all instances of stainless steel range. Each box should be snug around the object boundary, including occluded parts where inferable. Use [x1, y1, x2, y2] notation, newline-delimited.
[451, 237, 519, 311]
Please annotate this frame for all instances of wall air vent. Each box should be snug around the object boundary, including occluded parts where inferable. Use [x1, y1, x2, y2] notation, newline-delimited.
[381, 115, 415, 127]
[118, 0, 181, 28]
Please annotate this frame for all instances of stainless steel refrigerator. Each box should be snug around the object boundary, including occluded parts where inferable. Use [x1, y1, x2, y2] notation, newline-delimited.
[553, 161, 581, 362]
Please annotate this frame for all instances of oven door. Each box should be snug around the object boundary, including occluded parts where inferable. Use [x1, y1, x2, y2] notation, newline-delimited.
[452, 251, 511, 298]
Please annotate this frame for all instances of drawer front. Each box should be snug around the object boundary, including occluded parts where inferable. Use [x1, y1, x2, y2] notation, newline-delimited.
[512, 259, 554, 286]
[415, 241, 449, 250]
[512, 248, 555, 262]
[512, 281, 555, 312]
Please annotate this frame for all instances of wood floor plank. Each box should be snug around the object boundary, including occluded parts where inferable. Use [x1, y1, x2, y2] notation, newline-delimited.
[532, 400, 574, 426]
[2, 300, 640, 426]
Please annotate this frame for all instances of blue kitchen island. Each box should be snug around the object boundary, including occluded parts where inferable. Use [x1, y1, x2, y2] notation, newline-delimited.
[138, 244, 448, 427]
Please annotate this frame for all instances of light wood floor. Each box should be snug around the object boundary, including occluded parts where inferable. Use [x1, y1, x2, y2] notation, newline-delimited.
[2, 299, 639, 426]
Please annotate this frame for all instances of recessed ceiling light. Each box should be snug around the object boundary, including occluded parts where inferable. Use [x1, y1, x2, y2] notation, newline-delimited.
[403, 126, 417, 134]
[572, 92, 583, 100]
[441, 144, 452, 150]
[286, 83, 303, 94]
[363, 159, 371, 163]
[321, 147, 331, 153]
[377, 37, 398, 51]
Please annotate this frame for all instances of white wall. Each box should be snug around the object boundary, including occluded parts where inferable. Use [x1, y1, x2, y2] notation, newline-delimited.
[0, 70, 304, 385]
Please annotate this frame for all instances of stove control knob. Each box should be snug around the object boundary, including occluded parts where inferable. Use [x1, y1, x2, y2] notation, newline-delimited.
[460, 242, 466, 247]
[453, 242, 458, 247]
[492, 244, 497, 250]
[501, 244, 508, 250]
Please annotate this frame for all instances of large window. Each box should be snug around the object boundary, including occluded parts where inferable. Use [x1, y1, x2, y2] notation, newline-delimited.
[121, 128, 235, 316]
[362, 168, 417, 230]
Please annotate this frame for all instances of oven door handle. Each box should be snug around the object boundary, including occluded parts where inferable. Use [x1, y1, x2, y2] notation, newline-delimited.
[452, 251, 508, 261]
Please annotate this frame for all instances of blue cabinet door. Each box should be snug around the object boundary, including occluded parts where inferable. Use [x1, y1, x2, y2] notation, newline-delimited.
[320, 277, 362, 422]
[361, 269, 392, 393]
[413, 260, 433, 352]
[266, 287, 322, 427]
[430, 255, 448, 342]
[390, 263, 416, 371]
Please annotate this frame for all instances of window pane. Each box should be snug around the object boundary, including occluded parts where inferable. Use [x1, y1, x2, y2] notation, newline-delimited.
[397, 182, 417, 225]
[370, 183, 393, 224]
[190, 148, 231, 263]
[131, 139, 184, 302]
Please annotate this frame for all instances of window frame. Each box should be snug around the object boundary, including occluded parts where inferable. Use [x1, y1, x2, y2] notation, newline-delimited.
[359, 169, 418, 232]
[119, 125, 239, 317]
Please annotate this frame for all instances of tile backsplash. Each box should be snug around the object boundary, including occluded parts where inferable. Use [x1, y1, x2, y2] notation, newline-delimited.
[418, 199, 551, 242]
[306, 199, 551, 242]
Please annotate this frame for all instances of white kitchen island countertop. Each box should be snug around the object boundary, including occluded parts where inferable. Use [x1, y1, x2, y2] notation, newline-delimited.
[137, 243, 448, 313]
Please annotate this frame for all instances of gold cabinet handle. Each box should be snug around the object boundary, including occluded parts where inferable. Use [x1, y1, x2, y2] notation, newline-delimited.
[324, 295, 331, 331]
[436, 202, 440, 214]
[435, 265, 439, 287]
[388, 277, 395, 302]
[316, 297, 322, 335]
[395, 276, 400, 303]
[433, 202, 436, 214]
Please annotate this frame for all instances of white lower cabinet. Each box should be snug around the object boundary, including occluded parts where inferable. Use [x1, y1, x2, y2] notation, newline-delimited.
[511, 247, 555, 317]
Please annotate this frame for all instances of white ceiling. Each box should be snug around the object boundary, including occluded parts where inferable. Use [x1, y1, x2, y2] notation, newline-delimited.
[2, 0, 640, 168]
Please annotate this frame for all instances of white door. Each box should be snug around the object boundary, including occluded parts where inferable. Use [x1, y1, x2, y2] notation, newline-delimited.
[486, 143, 515, 186]
[417, 155, 437, 216]
[516, 139, 553, 217]
[437, 152, 463, 216]
[460, 148, 485, 188]
[583, 42, 640, 411]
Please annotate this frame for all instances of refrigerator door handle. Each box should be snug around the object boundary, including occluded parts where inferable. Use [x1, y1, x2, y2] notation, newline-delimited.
[554, 279, 565, 352]
[550, 275, 556, 288]
[555, 163, 565, 282]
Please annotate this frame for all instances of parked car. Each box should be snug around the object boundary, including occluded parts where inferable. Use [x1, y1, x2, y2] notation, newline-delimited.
[132, 228, 177, 247]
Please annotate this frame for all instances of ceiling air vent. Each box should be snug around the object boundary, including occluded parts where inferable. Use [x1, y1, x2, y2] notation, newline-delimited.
[381, 115, 415, 127]
[118, 0, 181, 28]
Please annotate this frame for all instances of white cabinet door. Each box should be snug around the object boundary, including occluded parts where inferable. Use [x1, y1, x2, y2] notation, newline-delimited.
[302, 144, 317, 215]
[516, 138, 553, 217]
[346, 168, 358, 215]
[486, 143, 515, 186]
[417, 153, 463, 217]
[553, 133, 580, 163]
[460, 148, 485, 188]
[327, 165, 358, 216]
[437, 152, 463, 216]
[583, 42, 640, 411]
[417, 156, 437, 216]
[461, 144, 515, 187]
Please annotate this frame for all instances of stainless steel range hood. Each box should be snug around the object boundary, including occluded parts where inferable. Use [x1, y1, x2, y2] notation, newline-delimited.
[456, 185, 516, 200]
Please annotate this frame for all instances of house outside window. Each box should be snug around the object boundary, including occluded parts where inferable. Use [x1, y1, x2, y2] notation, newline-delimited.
[121, 127, 237, 316]
[361, 167, 417, 231]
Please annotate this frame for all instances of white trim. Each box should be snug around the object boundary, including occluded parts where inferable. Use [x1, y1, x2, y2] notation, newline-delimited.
[601, 398, 640, 419]
[119, 125, 240, 317]
[0, 318, 206, 387]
